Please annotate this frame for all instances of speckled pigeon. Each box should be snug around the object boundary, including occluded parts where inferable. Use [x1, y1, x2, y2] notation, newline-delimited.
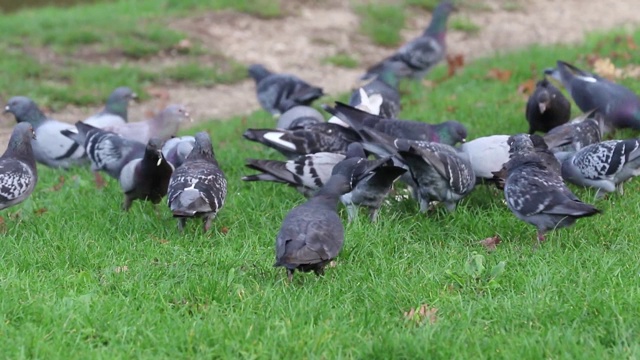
[325, 101, 467, 146]
[167, 132, 227, 232]
[543, 111, 602, 153]
[350, 66, 402, 119]
[560, 139, 640, 198]
[0, 123, 38, 211]
[84, 87, 137, 128]
[276, 106, 324, 130]
[103, 104, 190, 143]
[243, 122, 361, 159]
[503, 134, 600, 243]
[525, 77, 571, 134]
[162, 135, 195, 169]
[119, 138, 174, 211]
[547, 60, 640, 133]
[4, 96, 87, 169]
[273, 154, 368, 281]
[361, 0, 455, 81]
[248, 64, 324, 116]
[61, 121, 145, 180]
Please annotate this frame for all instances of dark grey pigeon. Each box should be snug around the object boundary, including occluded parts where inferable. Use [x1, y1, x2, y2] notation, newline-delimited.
[543, 111, 602, 153]
[276, 106, 324, 130]
[167, 132, 227, 232]
[525, 77, 571, 134]
[349, 66, 402, 119]
[243, 122, 361, 159]
[503, 134, 600, 243]
[273, 154, 369, 281]
[361, 1, 455, 81]
[103, 104, 191, 143]
[324, 101, 467, 146]
[248, 64, 324, 116]
[61, 121, 145, 180]
[84, 86, 137, 128]
[162, 135, 195, 169]
[546, 60, 640, 133]
[560, 139, 640, 198]
[119, 138, 174, 211]
[0, 123, 38, 211]
[4, 96, 87, 169]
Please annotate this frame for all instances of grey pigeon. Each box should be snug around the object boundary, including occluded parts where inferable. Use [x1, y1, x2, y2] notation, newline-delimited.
[119, 138, 174, 211]
[324, 101, 467, 146]
[103, 104, 190, 143]
[276, 106, 324, 130]
[361, 0, 455, 81]
[4, 96, 87, 169]
[0, 123, 38, 211]
[248, 64, 324, 116]
[525, 77, 571, 134]
[243, 122, 361, 159]
[560, 139, 640, 198]
[546, 60, 640, 133]
[162, 135, 195, 169]
[167, 132, 227, 232]
[273, 155, 368, 281]
[61, 121, 145, 180]
[84, 86, 137, 128]
[543, 111, 602, 153]
[350, 66, 402, 119]
[503, 134, 600, 243]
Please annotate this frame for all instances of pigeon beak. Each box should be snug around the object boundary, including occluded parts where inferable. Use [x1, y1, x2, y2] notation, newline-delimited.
[461, 138, 466, 143]
[32, 130, 37, 140]
[3, 105, 10, 114]
[538, 102, 547, 114]
[130, 93, 138, 102]
[156, 151, 163, 166]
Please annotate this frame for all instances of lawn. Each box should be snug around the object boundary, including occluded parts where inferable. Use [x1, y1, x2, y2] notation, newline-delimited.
[1, 4, 640, 360]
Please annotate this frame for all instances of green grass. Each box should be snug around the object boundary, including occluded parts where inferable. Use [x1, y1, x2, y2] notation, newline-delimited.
[356, 4, 406, 47]
[2, 8, 640, 359]
[322, 53, 360, 69]
[450, 16, 481, 34]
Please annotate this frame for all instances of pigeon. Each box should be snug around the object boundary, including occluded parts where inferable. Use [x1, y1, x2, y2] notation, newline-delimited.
[276, 106, 324, 130]
[328, 89, 383, 128]
[83, 86, 137, 128]
[119, 138, 174, 211]
[243, 122, 361, 159]
[546, 60, 640, 132]
[273, 154, 369, 281]
[61, 121, 146, 180]
[167, 132, 227, 232]
[525, 77, 571, 134]
[162, 135, 195, 169]
[503, 134, 600, 243]
[543, 111, 602, 153]
[350, 65, 403, 119]
[361, 0, 455, 81]
[0, 123, 38, 211]
[459, 135, 510, 181]
[103, 104, 191, 143]
[4, 96, 87, 169]
[560, 139, 640, 198]
[325, 101, 467, 146]
[248, 64, 324, 116]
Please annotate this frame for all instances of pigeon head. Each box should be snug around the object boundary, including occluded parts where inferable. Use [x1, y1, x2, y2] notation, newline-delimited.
[105, 86, 137, 120]
[187, 131, 216, 162]
[345, 142, 366, 159]
[3, 122, 36, 161]
[145, 137, 166, 167]
[424, 0, 456, 37]
[507, 134, 535, 156]
[328, 157, 367, 193]
[248, 64, 272, 83]
[529, 134, 550, 150]
[4, 96, 47, 127]
[277, 106, 324, 130]
[535, 79, 551, 113]
[439, 120, 467, 145]
[154, 104, 191, 139]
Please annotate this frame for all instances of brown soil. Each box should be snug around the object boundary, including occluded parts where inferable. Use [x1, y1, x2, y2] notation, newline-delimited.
[1, 0, 639, 146]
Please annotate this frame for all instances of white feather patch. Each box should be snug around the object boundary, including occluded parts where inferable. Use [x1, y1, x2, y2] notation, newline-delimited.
[263, 132, 296, 150]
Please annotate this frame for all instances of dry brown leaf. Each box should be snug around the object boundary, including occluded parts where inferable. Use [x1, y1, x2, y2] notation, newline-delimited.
[593, 58, 622, 80]
[480, 235, 502, 251]
[49, 176, 65, 192]
[403, 304, 438, 325]
[220, 226, 230, 235]
[34, 208, 48, 216]
[626, 35, 637, 50]
[486, 68, 512, 82]
[517, 79, 536, 95]
[446, 105, 456, 113]
[0, 217, 6, 234]
[622, 65, 640, 79]
[446, 53, 465, 77]
[94, 172, 107, 189]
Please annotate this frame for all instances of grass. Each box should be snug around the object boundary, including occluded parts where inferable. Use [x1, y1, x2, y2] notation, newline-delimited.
[450, 16, 481, 34]
[356, 4, 406, 47]
[2, 3, 640, 358]
[322, 54, 360, 69]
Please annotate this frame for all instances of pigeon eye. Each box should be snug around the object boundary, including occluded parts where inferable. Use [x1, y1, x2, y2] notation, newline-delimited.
[327, 129, 333, 134]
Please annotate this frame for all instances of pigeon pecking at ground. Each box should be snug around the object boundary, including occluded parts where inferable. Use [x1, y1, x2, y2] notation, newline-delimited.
[276, 106, 325, 130]
[503, 134, 600, 243]
[162, 135, 195, 169]
[4, 96, 87, 169]
[546, 60, 640, 133]
[248, 64, 324, 116]
[0, 123, 38, 212]
[350, 64, 403, 119]
[102, 104, 191, 143]
[83, 86, 137, 129]
[361, 0, 456, 81]
[543, 111, 602, 153]
[119, 138, 174, 211]
[525, 77, 571, 134]
[167, 132, 227, 232]
[559, 139, 640, 198]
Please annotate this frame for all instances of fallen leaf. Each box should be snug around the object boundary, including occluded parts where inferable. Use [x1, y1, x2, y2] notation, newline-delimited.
[0, 217, 6, 233]
[446, 53, 465, 77]
[49, 176, 65, 192]
[421, 79, 435, 88]
[328, 260, 337, 268]
[593, 58, 622, 80]
[34, 208, 48, 216]
[622, 64, 640, 79]
[94, 172, 107, 189]
[220, 226, 229, 234]
[486, 68, 512, 82]
[403, 304, 438, 325]
[114, 266, 129, 273]
[480, 235, 502, 251]
[517, 79, 536, 95]
[446, 105, 456, 113]
[176, 38, 192, 50]
[626, 35, 637, 50]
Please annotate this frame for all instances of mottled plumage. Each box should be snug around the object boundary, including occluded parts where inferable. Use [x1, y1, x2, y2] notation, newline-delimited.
[84, 86, 137, 128]
[103, 104, 190, 143]
[249, 64, 324, 116]
[525, 78, 571, 134]
[0, 123, 38, 211]
[167, 132, 227, 232]
[543, 111, 602, 153]
[276, 106, 324, 130]
[162, 135, 195, 169]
